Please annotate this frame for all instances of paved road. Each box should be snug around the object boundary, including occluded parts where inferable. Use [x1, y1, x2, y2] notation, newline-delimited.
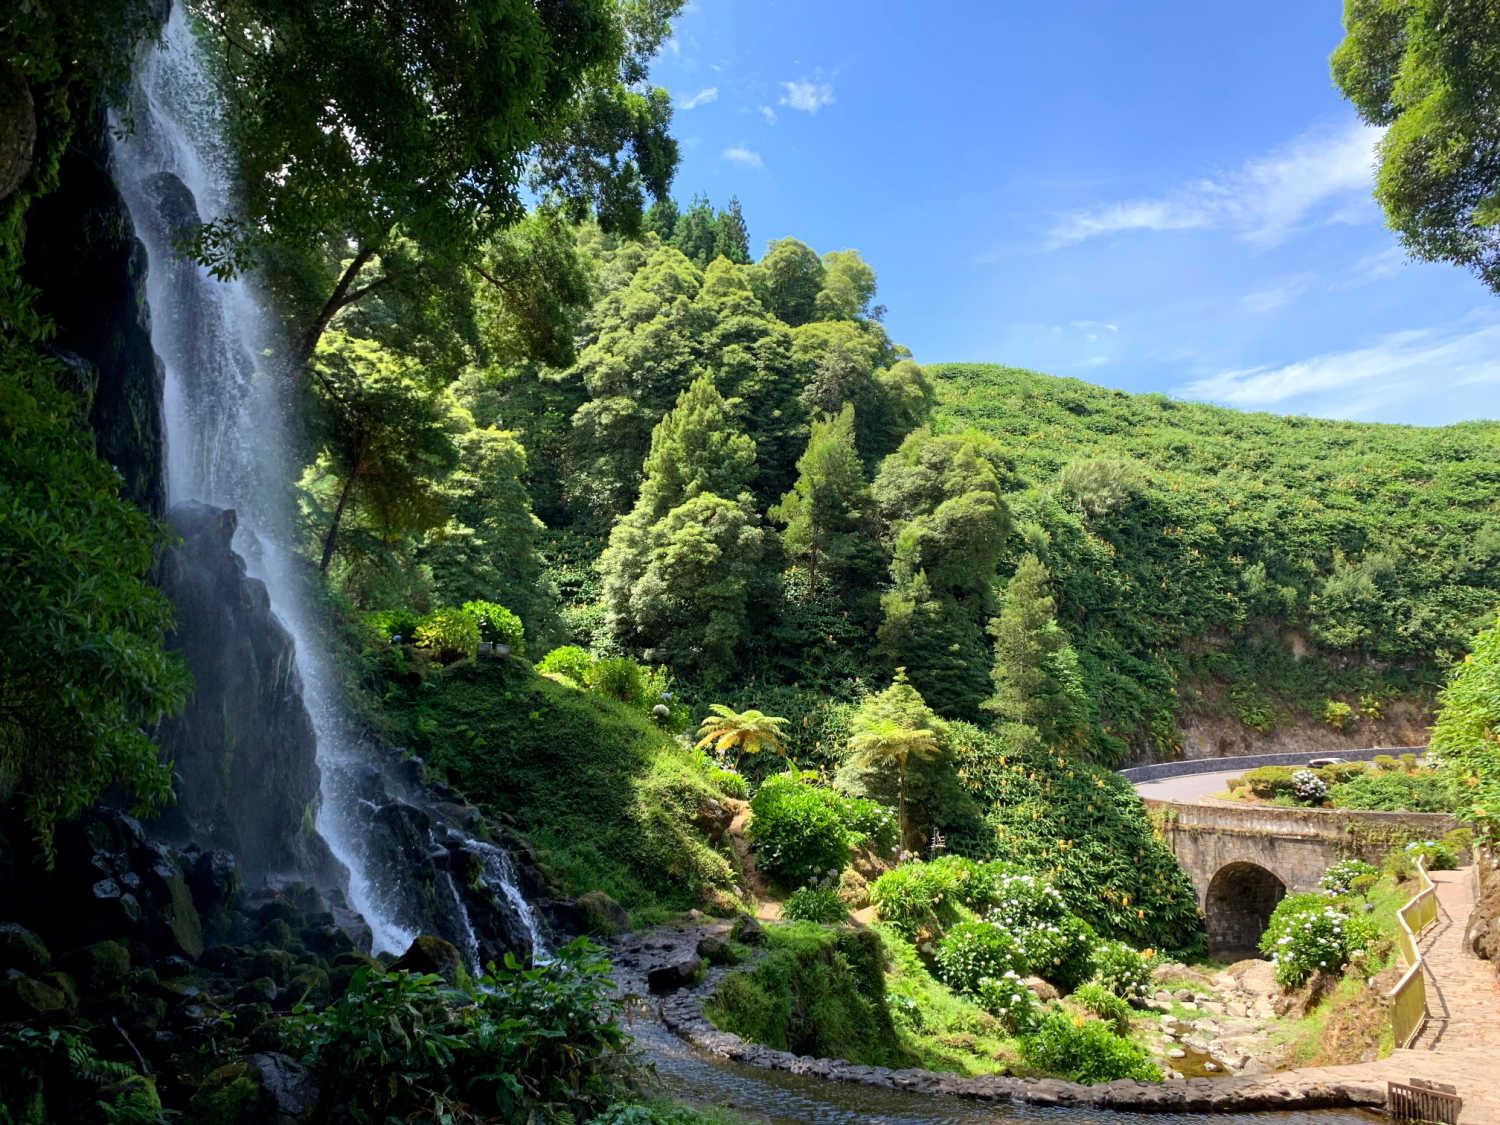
[1132, 769, 1248, 802]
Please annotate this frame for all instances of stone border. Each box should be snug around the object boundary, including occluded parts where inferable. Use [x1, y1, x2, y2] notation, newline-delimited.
[653, 956, 1389, 1114]
[1120, 746, 1424, 782]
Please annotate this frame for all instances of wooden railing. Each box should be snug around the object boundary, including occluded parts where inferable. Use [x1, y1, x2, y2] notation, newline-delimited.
[1387, 855, 1437, 1049]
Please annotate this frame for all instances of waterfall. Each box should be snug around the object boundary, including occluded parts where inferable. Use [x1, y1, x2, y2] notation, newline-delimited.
[109, 5, 546, 962]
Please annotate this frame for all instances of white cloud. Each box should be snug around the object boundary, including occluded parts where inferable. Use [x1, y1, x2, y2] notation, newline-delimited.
[722, 145, 764, 169]
[1240, 275, 1313, 314]
[1175, 318, 1500, 418]
[1049, 121, 1382, 248]
[759, 105, 777, 125]
[1070, 319, 1119, 334]
[678, 87, 718, 110]
[779, 79, 835, 113]
[1334, 245, 1409, 289]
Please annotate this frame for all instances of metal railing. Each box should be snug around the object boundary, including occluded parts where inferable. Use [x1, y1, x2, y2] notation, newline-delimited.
[1388, 1079, 1462, 1125]
[1387, 856, 1437, 1049]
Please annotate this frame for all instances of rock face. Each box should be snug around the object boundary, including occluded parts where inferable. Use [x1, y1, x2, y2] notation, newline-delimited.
[152, 502, 331, 887]
[20, 101, 165, 517]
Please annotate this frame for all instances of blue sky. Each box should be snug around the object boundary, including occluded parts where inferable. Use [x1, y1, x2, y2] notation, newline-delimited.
[648, 1, 1499, 427]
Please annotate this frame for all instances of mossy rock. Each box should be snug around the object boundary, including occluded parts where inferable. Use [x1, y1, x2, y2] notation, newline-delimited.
[283, 966, 330, 1009]
[250, 949, 295, 987]
[0, 976, 69, 1022]
[574, 891, 630, 937]
[730, 913, 765, 946]
[102, 1075, 160, 1115]
[67, 941, 131, 993]
[188, 1063, 260, 1124]
[390, 935, 462, 983]
[329, 952, 380, 999]
[0, 923, 50, 974]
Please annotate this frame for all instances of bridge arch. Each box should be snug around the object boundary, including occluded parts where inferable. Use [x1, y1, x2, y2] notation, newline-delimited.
[1204, 861, 1286, 954]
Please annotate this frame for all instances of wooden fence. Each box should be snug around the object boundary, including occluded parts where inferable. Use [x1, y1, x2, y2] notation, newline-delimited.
[1387, 855, 1437, 1049]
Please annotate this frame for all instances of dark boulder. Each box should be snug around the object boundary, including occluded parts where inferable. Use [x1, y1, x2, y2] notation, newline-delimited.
[730, 913, 765, 946]
[696, 935, 735, 966]
[0, 923, 50, 974]
[571, 891, 631, 937]
[390, 935, 462, 984]
[647, 955, 703, 994]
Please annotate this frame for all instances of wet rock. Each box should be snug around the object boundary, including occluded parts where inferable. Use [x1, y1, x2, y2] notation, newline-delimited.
[647, 955, 702, 993]
[730, 913, 765, 946]
[246, 1052, 319, 1123]
[0, 976, 70, 1022]
[572, 891, 631, 937]
[329, 952, 380, 999]
[250, 950, 296, 988]
[187, 849, 242, 915]
[282, 966, 330, 1009]
[65, 941, 131, 992]
[696, 935, 735, 966]
[235, 977, 278, 1006]
[0, 923, 50, 974]
[391, 935, 462, 983]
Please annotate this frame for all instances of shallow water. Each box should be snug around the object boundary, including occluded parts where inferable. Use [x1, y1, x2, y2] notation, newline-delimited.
[629, 1016, 1380, 1125]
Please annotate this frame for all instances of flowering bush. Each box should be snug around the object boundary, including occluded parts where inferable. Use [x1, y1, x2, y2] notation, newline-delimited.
[934, 921, 1026, 994]
[986, 871, 1069, 929]
[870, 862, 949, 936]
[1258, 894, 1377, 987]
[747, 773, 851, 888]
[1319, 859, 1379, 895]
[838, 795, 898, 855]
[1002, 912, 1097, 994]
[976, 971, 1041, 1033]
[783, 884, 849, 924]
[1090, 940, 1154, 1003]
[1291, 769, 1329, 804]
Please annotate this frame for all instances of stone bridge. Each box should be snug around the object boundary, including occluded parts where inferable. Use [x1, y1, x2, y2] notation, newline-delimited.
[1142, 798, 1458, 952]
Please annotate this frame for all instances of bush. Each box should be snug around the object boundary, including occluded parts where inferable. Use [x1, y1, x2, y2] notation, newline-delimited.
[1018, 1011, 1162, 1083]
[415, 607, 480, 662]
[1003, 913, 1097, 994]
[1258, 896, 1376, 988]
[462, 600, 524, 650]
[586, 657, 647, 705]
[365, 607, 421, 642]
[1291, 769, 1329, 804]
[1319, 859, 1379, 895]
[934, 921, 1026, 994]
[1374, 754, 1401, 771]
[839, 795, 898, 856]
[1323, 699, 1355, 731]
[1242, 766, 1297, 799]
[747, 773, 850, 888]
[282, 939, 629, 1124]
[870, 862, 948, 936]
[986, 871, 1070, 929]
[1329, 770, 1457, 812]
[537, 645, 594, 682]
[1090, 940, 1153, 1003]
[1403, 839, 1459, 871]
[1071, 981, 1133, 1034]
[1399, 753, 1419, 770]
[975, 971, 1041, 1033]
[783, 884, 849, 924]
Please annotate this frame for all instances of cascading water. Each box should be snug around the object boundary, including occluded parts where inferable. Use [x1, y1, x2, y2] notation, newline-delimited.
[109, 4, 545, 960]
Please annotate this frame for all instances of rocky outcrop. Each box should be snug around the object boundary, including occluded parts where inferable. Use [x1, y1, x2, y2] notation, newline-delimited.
[152, 502, 331, 887]
[21, 101, 165, 516]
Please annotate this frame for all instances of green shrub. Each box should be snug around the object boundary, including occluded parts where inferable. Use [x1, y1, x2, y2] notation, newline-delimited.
[1242, 766, 1297, 798]
[365, 607, 421, 642]
[1374, 754, 1401, 771]
[1090, 940, 1154, 1003]
[975, 971, 1041, 1032]
[1258, 896, 1377, 988]
[1403, 839, 1459, 870]
[1323, 699, 1355, 731]
[1319, 859, 1379, 895]
[839, 796, 898, 856]
[783, 885, 849, 924]
[585, 657, 647, 705]
[537, 645, 594, 682]
[416, 607, 480, 662]
[870, 862, 948, 936]
[1071, 981, 1133, 1034]
[462, 600, 524, 650]
[934, 921, 1026, 994]
[1320, 762, 1371, 784]
[1018, 1011, 1162, 1083]
[282, 940, 629, 1124]
[1399, 753, 1419, 770]
[747, 773, 850, 888]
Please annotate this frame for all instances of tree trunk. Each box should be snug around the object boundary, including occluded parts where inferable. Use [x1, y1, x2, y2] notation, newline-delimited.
[319, 467, 359, 574]
[290, 246, 377, 378]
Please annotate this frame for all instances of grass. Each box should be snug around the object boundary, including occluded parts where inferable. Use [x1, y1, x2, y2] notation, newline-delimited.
[375, 657, 744, 917]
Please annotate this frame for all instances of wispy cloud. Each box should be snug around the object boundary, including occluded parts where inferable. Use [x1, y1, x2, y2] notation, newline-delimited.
[722, 145, 764, 169]
[678, 86, 718, 110]
[1175, 317, 1500, 418]
[780, 79, 835, 113]
[759, 105, 777, 125]
[1241, 275, 1313, 314]
[1049, 122, 1382, 248]
[1070, 319, 1119, 335]
[1333, 245, 1409, 290]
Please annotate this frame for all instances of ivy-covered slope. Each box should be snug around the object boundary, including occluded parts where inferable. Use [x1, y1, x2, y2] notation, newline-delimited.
[929, 363, 1500, 758]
